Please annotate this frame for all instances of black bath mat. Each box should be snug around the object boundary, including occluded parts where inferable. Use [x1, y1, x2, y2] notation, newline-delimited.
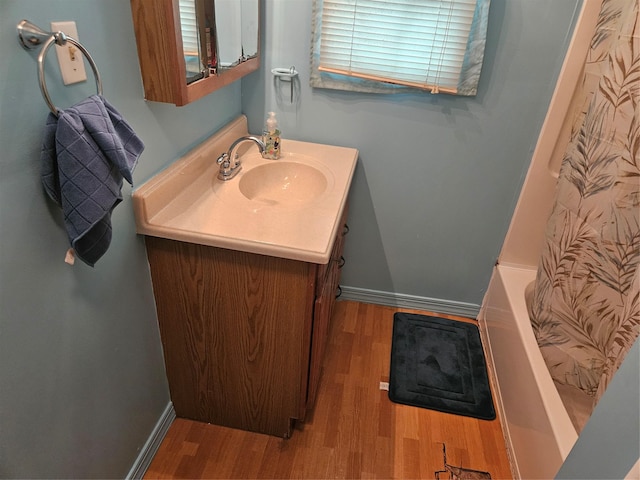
[389, 313, 496, 420]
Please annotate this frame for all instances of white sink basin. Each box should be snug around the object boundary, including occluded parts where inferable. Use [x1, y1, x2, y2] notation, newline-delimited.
[132, 115, 358, 263]
[239, 161, 328, 206]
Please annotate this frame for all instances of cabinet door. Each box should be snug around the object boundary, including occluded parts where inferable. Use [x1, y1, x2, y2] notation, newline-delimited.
[145, 237, 315, 438]
[307, 280, 333, 409]
[315, 208, 349, 297]
[306, 209, 349, 411]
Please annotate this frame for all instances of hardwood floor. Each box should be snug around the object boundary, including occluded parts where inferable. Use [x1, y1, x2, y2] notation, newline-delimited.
[144, 300, 513, 479]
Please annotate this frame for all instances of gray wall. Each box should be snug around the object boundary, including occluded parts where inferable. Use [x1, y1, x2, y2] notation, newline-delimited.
[244, 0, 582, 308]
[1, 1, 241, 477]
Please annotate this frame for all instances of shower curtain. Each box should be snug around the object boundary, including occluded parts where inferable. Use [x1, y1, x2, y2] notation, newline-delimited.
[530, 0, 639, 433]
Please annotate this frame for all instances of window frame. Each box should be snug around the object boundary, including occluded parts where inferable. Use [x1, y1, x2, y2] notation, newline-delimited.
[310, 0, 491, 96]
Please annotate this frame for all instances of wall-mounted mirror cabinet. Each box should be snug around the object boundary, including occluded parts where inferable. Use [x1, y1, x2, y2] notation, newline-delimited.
[130, 0, 260, 106]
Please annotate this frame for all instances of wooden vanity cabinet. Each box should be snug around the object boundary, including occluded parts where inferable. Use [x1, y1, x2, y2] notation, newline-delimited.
[144, 207, 348, 438]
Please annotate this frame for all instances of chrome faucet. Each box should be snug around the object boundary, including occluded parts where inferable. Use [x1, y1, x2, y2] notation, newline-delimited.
[216, 135, 265, 181]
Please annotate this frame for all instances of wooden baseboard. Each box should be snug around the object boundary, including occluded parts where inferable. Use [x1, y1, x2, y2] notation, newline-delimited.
[126, 402, 176, 480]
[339, 285, 481, 318]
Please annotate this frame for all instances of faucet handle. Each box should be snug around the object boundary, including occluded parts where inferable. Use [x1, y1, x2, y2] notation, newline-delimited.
[216, 153, 230, 169]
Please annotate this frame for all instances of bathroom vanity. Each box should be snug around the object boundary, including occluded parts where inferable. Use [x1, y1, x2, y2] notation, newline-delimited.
[133, 116, 357, 437]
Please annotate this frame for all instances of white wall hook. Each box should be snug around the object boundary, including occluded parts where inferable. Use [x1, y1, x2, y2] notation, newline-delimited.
[272, 66, 299, 103]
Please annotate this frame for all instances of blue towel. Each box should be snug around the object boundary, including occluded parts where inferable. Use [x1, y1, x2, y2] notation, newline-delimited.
[41, 95, 144, 266]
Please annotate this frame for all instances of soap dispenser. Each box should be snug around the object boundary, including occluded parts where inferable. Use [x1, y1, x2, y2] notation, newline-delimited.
[262, 111, 281, 159]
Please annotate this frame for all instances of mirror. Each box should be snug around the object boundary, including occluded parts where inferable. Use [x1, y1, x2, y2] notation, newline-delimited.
[240, 0, 259, 61]
[178, 0, 204, 83]
[178, 0, 259, 83]
[130, 0, 261, 106]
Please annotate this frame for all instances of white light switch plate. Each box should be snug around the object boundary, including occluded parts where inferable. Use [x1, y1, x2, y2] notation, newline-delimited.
[50, 21, 87, 85]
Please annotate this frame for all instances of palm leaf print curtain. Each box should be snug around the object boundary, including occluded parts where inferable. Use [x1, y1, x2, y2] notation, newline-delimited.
[530, 0, 639, 433]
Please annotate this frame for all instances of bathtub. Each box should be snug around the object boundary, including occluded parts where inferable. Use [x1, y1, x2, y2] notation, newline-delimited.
[479, 265, 578, 480]
[475, 3, 604, 477]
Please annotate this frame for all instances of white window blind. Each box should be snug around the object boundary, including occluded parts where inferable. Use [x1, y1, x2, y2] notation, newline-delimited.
[312, 0, 490, 96]
[178, 0, 200, 56]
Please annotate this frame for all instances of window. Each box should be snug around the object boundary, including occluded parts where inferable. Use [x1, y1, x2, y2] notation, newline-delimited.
[311, 0, 491, 96]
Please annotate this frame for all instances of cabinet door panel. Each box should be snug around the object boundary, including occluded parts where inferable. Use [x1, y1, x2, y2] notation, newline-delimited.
[145, 237, 315, 437]
[315, 207, 349, 297]
[307, 210, 348, 410]
[308, 286, 332, 408]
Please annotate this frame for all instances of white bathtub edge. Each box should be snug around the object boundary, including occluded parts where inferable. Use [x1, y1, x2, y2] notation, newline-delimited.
[479, 264, 579, 479]
[497, 265, 578, 459]
[476, 304, 520, 479]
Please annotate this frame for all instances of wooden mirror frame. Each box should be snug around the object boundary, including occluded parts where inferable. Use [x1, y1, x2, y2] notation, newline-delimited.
[130, 0, 260, 106]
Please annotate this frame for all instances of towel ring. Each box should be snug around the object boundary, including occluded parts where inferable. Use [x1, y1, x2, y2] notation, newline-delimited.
[17, 20, 103, 117]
